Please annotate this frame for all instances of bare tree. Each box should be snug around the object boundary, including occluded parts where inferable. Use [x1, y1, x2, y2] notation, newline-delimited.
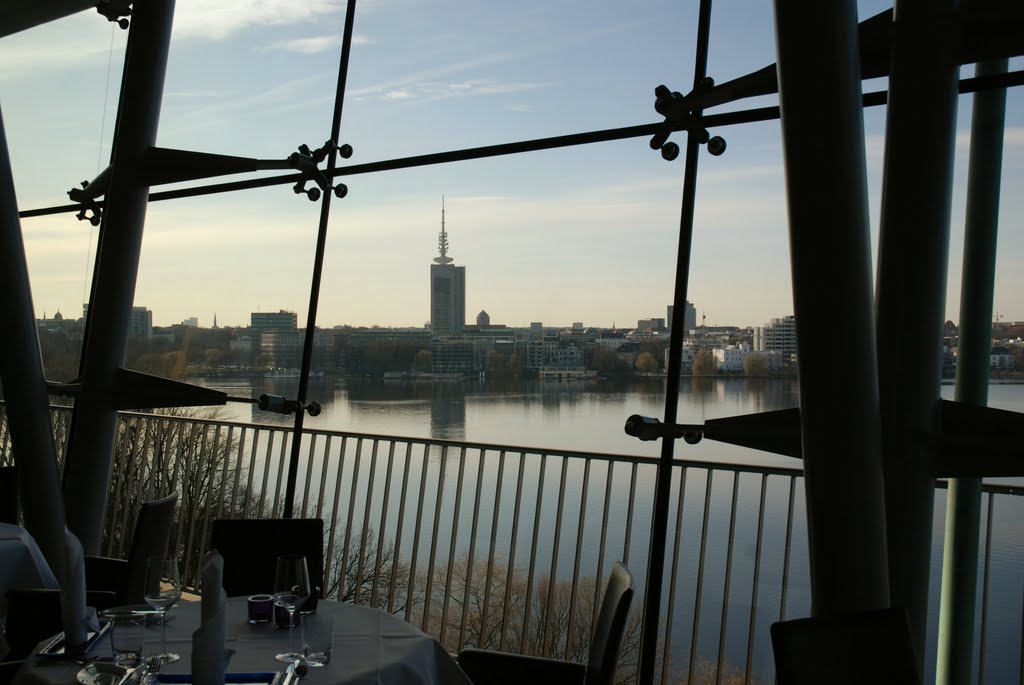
[324, 525, 415, 616]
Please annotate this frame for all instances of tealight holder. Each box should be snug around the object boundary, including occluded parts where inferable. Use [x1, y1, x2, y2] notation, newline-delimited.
[247, 595, 273, 624]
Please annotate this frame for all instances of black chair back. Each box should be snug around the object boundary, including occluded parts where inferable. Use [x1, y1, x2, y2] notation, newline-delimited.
[771, 608, 921, 685]
[210, 518, 324, 610]
[3, 589, 117, 661]
[585, 561, 634, 685]
[0, 466, 18, 524]
[124, 492, 178, 604]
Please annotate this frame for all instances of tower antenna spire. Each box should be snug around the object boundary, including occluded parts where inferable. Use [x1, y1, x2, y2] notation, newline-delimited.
[433, 195, 453, 264]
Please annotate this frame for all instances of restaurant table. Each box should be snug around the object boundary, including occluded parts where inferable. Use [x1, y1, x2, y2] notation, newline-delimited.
[14, 597, 473, 685]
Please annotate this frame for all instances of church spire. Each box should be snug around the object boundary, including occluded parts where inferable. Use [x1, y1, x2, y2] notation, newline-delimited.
[433, 195, 453, 265]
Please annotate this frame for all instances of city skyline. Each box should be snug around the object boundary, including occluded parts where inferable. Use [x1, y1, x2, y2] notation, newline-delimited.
[3, 1, 1023, 331]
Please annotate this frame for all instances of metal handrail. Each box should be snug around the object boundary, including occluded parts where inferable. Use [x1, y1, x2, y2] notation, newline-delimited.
[1, 401, 1022, 684]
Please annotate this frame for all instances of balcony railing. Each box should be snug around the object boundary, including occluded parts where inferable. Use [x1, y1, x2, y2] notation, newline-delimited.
[1, 402, 1022, 684]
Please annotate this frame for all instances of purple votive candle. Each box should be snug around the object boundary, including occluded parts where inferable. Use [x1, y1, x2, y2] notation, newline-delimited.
[274, 601, 300, 629]
[247, 595, 273, 624]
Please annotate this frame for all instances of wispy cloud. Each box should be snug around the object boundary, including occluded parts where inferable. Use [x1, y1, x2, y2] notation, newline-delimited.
[357, 78, 551, 104]
[172, 0, 346, 41]
[0, 18, 123, 81]
[259, 33, 371, 54]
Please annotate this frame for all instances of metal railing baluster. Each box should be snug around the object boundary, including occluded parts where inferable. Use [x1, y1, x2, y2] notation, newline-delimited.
[272, 430, 288, 516]
[371, 441, 396, 608]
[242, 428, 260, 519]
[257, 431, 275, 519]
[341, 439, 363, 602]
[979, 491, 995, 685]
[594, 460, 614, 632]
[316, 435, 333, 520]
[423, 445, 448, 633]
[301, 433, 317, 518]
[355, 440, 379, 605]
[441, 446, 467, 648]
[500, 451, 526, 652]
[521, 453, 547, 654]
[624, 462, 638, 565]
[687, 469, 714, 685]
[481, 450, 506, 648]
[780, 475, 797, 622]
[460, 448, 486, 650]
[745, 475, 768, 685]
[565, 457, 590, 661]
[661, 466, 688, 685]
[407, 443, 430, 624]
[715, 471, 740, 685]
[325, 436, 347, 601]
[389, 442, 412, 614]
[543, 456, 568, 653]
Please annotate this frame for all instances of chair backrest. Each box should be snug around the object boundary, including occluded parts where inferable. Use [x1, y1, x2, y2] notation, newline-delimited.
[124, 492, 178, 604]
[585, 561, 634, 685]
[0, 466, 18, 525]
[3, 589, 116, 661]
[771, 608, 921, 685]
[210, 518, 324, 610]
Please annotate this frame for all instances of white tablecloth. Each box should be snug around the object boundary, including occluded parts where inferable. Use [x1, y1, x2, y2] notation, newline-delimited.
[15, 598, 473, 685]
[0, 523, 59, 616]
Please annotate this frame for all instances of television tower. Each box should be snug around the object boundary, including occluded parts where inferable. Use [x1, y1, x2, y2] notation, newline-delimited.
[434, 196, 453, 265]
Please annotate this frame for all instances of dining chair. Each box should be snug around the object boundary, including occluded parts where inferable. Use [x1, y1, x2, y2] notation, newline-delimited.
[209, 518, 324, 611]
[2, 588, 117, 662]
[457, 561, 634, 685]
[84, 491, 178, 604]
[0, 466, 17, 525]
[770, 607, 921, 685]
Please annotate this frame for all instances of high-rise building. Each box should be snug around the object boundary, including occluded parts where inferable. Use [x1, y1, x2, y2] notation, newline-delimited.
[129, 306, 153, 338]
[754, 315, 798, 358]
[430, 199, 465, 335]
[251, 309, 298, 332]
[667, 302, 697, 332]
[83, 303, 152, 337]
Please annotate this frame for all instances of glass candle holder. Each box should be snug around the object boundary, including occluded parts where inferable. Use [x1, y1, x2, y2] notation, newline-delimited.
[247, 595, 273, 624]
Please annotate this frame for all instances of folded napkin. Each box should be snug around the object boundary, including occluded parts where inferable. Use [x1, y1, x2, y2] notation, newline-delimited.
[60, 528, 99, 648]
[192, 550, 229, 685]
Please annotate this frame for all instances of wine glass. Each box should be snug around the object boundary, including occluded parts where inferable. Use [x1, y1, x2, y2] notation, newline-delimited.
[144, 555, 182, 664]
[273, 555, 311, 664]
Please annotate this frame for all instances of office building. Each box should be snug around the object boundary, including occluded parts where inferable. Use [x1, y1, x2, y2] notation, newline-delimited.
[251, 310, 298, 332]
[429, 200, 465, 335]
[754, 315, 798, 359]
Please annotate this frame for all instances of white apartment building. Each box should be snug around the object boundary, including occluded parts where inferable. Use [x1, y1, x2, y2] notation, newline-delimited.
[753, 314, 798, 359]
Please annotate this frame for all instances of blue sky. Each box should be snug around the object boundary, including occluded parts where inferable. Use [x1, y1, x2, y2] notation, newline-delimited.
[1, 0, 1021, 329]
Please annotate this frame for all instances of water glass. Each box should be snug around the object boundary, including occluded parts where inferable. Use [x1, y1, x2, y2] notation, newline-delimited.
[302, 614, 335, 667]
[110, 614, 145, 668]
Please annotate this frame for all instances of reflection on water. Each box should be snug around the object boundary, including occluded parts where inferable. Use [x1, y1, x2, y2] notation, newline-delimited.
[208, 376, 806, 466]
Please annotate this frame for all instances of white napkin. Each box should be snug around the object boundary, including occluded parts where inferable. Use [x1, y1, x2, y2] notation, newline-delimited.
[192, 550, 229, 685]
[60, 528, 99, 648]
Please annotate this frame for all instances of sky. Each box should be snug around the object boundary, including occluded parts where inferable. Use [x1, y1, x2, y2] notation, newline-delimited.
[1, 0, 1022, 330]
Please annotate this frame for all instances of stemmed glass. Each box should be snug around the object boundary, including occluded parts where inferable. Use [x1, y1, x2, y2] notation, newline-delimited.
[273, 555, 311, 664]
[144, 555, 182, 664]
